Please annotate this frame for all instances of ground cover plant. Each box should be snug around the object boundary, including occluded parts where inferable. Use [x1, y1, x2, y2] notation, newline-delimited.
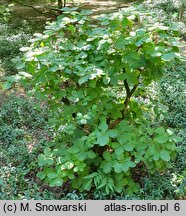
[0, 92, 54, 199]
[0, 0, 51, 76]
[16, 6, 184, 195]
[143, 0, 186, 38]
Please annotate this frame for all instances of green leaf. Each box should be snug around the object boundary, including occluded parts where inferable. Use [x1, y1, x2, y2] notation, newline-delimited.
[155, 127, 165, 134]
[87, 151, 97, 159]
[108, 130, 118, 138]
[37, 171, 46, 180]
[3, 75, 22, 90]
[61, 161, 74, 170]
[155, 135, 168, 144]
[69, 146, 80, 154]
[160, 150, 171, 161]
[60, 7, 79, 12]
[115, 173, 124, 181]
[121, 163, 130, 172]
[115, 180, 124, 193]
[55, 178, 63, 187]
[136, 29, 146, 36]
[97, 178, 108, 189]
[68, 174, 75, 179]
[20, 47, 31, 52]
[49, 179, 57, 187]
[99, 120, 108, 133]
[2, 82, 12, 90]
[80, 119, 87, 124]
[111, 142, 120, 149]
[103, 76, 110, 85]
[171, 135, 183, 143]
[84, 179, 93, 191]
[78, 75, 90, 85]
[77, 152, 87, 161]
[114, 163, 123, 173]
[38, 154, 46, 166]
[153, 153, 160, 161]
[97, 133, 109, 146]
[115, 37, 127, 49]
[124, 144, 134, 151]
[103, 151, 111, 161]
[161, 52, 176, 61]
[44, 147, 52, 157]
[81, 9, 93, 16]
[150, 50, 162, 57]
[76, 162, 86, 172]
[115, 147, 124, 156]
[127, 182, 139, 195]
[122, 17, 130, 28]
[84, 172, 97, 179]
[127, 14, 136, 20]
[127, 161, 136, 168]
[102, 162, 112, 173]
[47, 173, 58, 179]
[166, 129, 174, 135]
[45, 158, 54, 165]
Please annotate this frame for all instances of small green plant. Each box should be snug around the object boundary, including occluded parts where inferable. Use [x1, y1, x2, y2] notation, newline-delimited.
[156, 0, 186, 21]
[0, 4, 46, 76]
[0, 92, 53, 200]
[0, 4, 12, 22]
[18, 7, 183, 194]
[171, 172, 186, 199]
[142, 0, 186, 38]
[0, 33, 31, 75]
[0, 165, 57, 200]
[159, 64, 186, 128]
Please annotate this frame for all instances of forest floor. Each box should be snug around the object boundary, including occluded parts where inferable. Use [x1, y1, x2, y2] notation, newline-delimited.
[8, 0, 135, 21]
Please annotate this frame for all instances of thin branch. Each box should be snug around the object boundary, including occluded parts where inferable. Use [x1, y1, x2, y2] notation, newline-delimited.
[109, 78, 140, 130]
[124, 79, 130, 96]
[122, 82, 139, 118]
[77, 124, 90, 135]
[129, 83, 138, 97]
[108, 118, 122, 130]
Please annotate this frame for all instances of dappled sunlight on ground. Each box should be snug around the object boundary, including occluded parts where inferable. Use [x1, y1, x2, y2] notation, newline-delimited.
[74, 0, 134, 14]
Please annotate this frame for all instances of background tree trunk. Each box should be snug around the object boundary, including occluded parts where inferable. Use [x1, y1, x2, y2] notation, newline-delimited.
[58, 0, 63, 9]
[64, 0, 66, 7]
